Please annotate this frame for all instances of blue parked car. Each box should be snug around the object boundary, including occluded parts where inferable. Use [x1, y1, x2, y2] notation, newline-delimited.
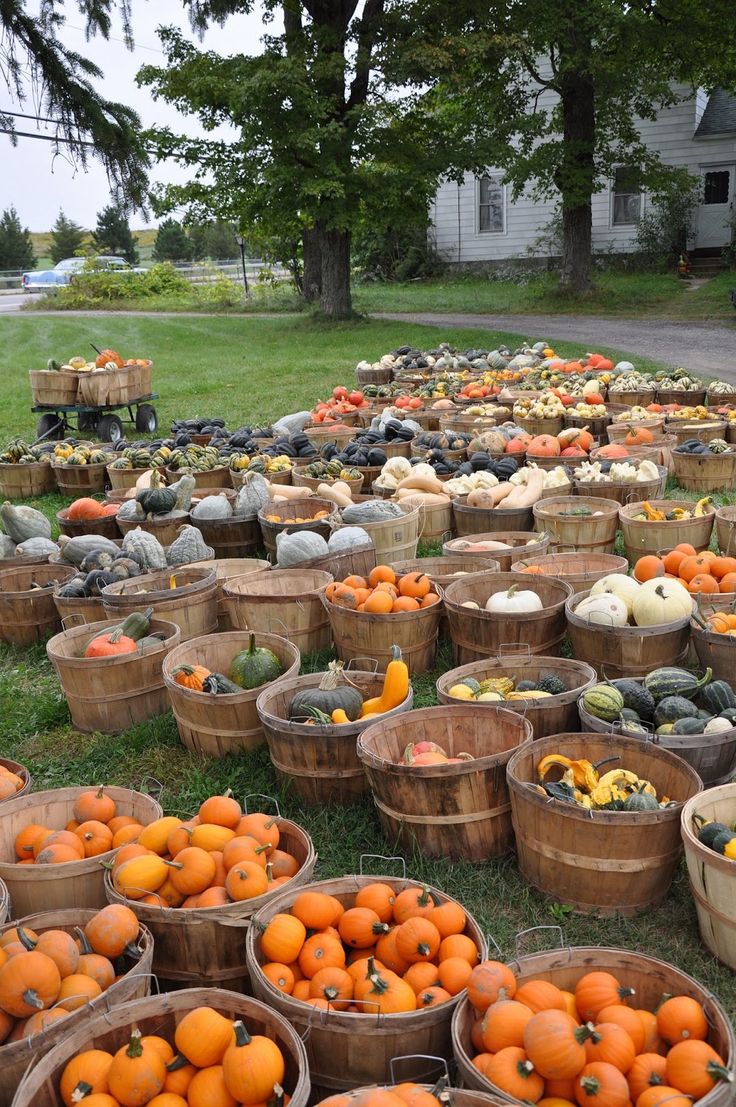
[22, 256, 144, 291]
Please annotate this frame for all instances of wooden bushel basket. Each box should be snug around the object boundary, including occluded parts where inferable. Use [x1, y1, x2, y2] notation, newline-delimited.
[10, 987, 311, 1107]
[0, 462, 55, 499]
[0, 758, 31, 803]
[246, 874, 487, 1095]
[0, 909, 153, 1107]
[163, 630, 301, 756]
[0, 786, 163, 916]
[256, 669, 414, 804]
[566, 587, 691, 679]
[292, 466, 365, 496]
[619, 499, 715, 560]
[665, 419, 727, 446]
[507, 732, 702, 915]
[189, 493, 262, 558]
[682, 785, 736, 972]
[572, 463, 667, 506]
[691, 617, 736, 689]
[358, 705, 532, 860]
[437, 654, 597, 740]
[298, 541, 377, 582]
[672, 449, 736, 493]
[443, 533, 551, 572]
[510, 551, 628, 590]
[533, 495, 620, 553]
[607, 416, 665, 441]
[28, 368, 78, 406]
[164, 463, 232, 489]
[224, 568, 333, 654]
[52, 461, 112, 496]
[453, 501, 534, 536]
[52, 591, 108, 626]
[104, 817, 315, 991]
[56, 504, 120, 539]
[46, 617, 181, 733]
[715, 504, 736, 556]
[390, 555, 500, 587]
[258, 497, 337, 561]
[106, 463, 152, 490]
[77, 365, 138, 406]
[443, 573, 572, 664]
[195, 557, 270, 629]
[323, 592, 441, 675]
[101, 566, 218, 642]
[452, 944, 735, 1107]
[330, 503, 420, 563]
[0, 563, 77, 646]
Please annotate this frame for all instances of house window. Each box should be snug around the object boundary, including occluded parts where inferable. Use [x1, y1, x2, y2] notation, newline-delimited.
[612, 167, 642, 225]
[703, 170, 730, 205]
[478, 175, 505, 233]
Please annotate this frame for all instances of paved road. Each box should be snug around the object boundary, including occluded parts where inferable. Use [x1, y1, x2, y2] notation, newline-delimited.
[376, 311, 736, 380]
[0, 294, 28, 314]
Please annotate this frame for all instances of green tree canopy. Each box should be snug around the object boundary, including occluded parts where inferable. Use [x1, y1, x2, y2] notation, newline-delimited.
[0, 207, 35, 270]
[1, 1, 148, 205]
[152, 219, 192, 262]
[92, 204, 139, 265]
[138, 1, 482, 318]
[399, 0, 736, 290]
[49, 209, 86, 264]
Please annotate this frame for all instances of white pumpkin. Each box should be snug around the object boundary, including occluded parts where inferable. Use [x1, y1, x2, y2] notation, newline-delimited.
[574, 592, 629, 627]
[485, 585, 543, 614]
[461, 600, 481, 609]
[589, 573, 640, 616]
[632, 578, 693, 627]
[705, 717, 733, 734]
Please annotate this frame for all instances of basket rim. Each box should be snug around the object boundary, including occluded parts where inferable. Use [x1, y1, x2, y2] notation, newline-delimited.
[565, 586, 693, 633]
[619, 498, 717, 521]
[443, 570, 573, 614]
[437, 653, 598, 696]
[101, 565, 216, 601]
[162, 628, 300, 701]
[222, 567, 333, 599]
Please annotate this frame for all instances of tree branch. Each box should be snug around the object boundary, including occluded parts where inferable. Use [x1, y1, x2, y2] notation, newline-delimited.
[347, 0, 385, 110]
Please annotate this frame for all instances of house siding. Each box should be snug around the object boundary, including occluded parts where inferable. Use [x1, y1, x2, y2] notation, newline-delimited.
[433, 86, 736, 263]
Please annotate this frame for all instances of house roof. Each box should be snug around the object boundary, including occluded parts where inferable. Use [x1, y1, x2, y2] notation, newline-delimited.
[695, 89, 736, 137]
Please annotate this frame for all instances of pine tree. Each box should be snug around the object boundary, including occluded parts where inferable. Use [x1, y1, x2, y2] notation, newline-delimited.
[152, 219, 192, 262]
[0, 207, 35, 270]
[92, 205, 139, 265]
[49, 209, 86, 264]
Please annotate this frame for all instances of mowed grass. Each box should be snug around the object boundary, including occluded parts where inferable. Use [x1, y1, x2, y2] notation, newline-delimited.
[0, 315, 668, 443]
[0, 313, 734, 1020]
[354, 271, 736, 320]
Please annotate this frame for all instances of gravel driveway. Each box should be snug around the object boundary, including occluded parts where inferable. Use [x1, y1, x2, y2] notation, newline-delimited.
[375, 311, 736, 381]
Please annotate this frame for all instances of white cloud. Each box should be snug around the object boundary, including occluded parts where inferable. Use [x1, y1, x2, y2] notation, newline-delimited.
[0, 1, 269, 231]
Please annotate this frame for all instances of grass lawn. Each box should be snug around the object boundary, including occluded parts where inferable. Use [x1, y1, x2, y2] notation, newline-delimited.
[354, 271, 736, 320]
[0, 313, 734, 1023]
[1, 315, 668, 443]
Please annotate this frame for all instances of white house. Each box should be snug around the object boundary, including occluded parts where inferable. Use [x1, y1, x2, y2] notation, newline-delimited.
[430, 88, 736, 265]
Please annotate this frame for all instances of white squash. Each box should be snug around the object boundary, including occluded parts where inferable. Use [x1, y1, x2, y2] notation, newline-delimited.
[705, 717, 733, 734]
[632, 578, 693, 627]
[485, 585, 543, 614]
[574, 592, 629, 627]
[461, 600, 481, 609]
[589, 573, 640, 616]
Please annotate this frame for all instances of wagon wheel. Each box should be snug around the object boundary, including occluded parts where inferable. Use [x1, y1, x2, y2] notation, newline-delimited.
[97, 413, 124, 443]
[135, 403, 158, 433]
[35, 412, 64, 440]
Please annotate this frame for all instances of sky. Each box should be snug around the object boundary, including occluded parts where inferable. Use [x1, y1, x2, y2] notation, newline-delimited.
[0, 1, 270, 231]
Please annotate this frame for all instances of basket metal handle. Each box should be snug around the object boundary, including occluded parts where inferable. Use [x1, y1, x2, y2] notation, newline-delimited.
[515, 925, 566, 958]
[61, 613, 86, 629]
[244, 793, 281, 817]
[359, 854, 406, 878]
[138, 776, 164, 800]
[346, 656, 380, 673]
[389, 1055, 449, 1083]
[497, 643, 531, 661]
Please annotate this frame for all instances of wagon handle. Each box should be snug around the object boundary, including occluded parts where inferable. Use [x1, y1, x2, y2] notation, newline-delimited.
[514, 926, 566, 959]
[61, 613, 86, 629]
[138, 776, 164, 800]
[244, 793, 281, 817]
[346, 656, 380, 674]
[359, 854, 406, 878]
[389, 1055, 449, 1083]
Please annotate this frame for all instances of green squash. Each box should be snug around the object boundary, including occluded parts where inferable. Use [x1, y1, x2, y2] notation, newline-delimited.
[670, 717, 706, 735]
[611, 679, 655, 720]
[644, 666, 712, 703]
[697, 820, 732, 848]
[654, 696, 700, 727]
[699, 680, 736, 714]
[136, 487, 177, 517]
[537, 675, 566, 695]
[582, 684, 624, 722]
[515, 679, 538, 692]
[229, 634, 284, 690]
[289, 666, 364, 721]
[202, 672, 243, 695]
[624, 786, 660, 812]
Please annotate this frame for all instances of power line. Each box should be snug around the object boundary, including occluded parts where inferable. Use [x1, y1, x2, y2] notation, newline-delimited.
[0, 108, 70, 125]
[63, 22, 165, 55]
[0, 126, 97, 148]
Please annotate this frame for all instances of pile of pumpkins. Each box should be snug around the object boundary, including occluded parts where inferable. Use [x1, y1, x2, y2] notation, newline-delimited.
[327, 568, 441, 615]
[464, 959, 732, 1106]
[582, 666, 736, 740]
[11, 786, 150, 866]
[633, 547, 736, 596]
[111, 793, 304, 908]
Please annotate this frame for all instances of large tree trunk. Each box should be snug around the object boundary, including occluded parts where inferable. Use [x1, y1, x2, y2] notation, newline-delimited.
[557, 63, 595, 293]
[301, 226, 322, 303]
[319, 226, 352, 319]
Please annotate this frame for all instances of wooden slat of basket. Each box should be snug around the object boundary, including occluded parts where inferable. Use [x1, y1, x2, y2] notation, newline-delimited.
[101, 567, 217, 642]
[0, 563, 77, 646]
[682, 786, 736, 971]
[224, 568, 333, 653]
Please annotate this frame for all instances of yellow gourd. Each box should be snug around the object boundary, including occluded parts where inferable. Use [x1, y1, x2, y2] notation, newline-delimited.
[360, 645, 410, 716]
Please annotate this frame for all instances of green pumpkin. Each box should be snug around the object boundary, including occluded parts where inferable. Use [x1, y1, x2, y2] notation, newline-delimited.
[229, 633, 283, 690]
[611, 679, 655, 720]
[289, 666, 364, 721]
[697, 820, 732, 848]
[515, 679, 538, 692]
[537, 675, 566, 696]
[670, 717, 706, 735]
[644, 666, 712, 703]
[203, 672, 243, 694]
[624, 786, 660, 812]
[136, 487, 177, 517]
[654, 696, 700, 727]
[699, 680, 736, 714]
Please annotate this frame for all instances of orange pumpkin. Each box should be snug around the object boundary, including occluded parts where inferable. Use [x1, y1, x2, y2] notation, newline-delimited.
[528, 434, 561, 457]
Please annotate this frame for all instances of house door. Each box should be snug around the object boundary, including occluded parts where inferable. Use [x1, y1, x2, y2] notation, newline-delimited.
[695, 165, 734, 250]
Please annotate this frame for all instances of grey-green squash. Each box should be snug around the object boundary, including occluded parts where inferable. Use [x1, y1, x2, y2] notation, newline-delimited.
[289, 666, 364, 721]
[122, 528, 167, 571]
[623, 786, 660, 812]
[16, 537, 59, 558]
[700, 680, 736, 714]
[611, 679, 655, 720]
[234, 472, 270, 519]
[136, 487, 178, 518]
[117, 498, 143, 521]
[57, 534, 121, 567]
[670, 716, 706, 735]
[341, 500, 403, 524]
[191, 494, 233, 520]
[168, 474, 196, 512]
[167, 525, 210, 566]
[275, 529, 329, 568]
[0, 535, 15, 559]
[654, 695, 700, 727]
[0, 501, 52, 543]
[229, 634, 283, 690]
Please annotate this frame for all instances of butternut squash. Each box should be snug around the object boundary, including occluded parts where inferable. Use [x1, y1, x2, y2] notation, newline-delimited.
[503, 468, 545, 508]
[395, 490, 450, 507]
[489, 482, 514, 506]
[317, 482, 352, 509]
[266, 482, 315, 501]
[395, 472, 443, 495]
[467, 488, 496, 509]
